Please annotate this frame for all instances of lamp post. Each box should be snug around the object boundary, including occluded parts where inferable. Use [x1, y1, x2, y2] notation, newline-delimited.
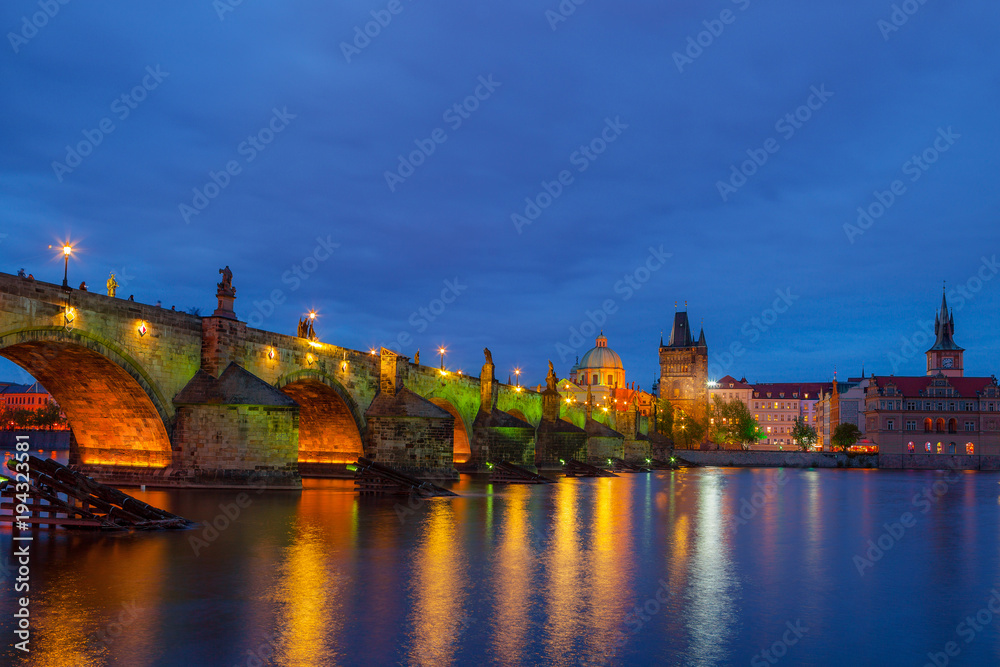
[514, 367, 521, 387]
[438, 346, 446, 369]
[62, 245, 72, 288]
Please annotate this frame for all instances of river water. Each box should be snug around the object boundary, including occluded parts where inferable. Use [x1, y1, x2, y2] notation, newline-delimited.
[2, 465, 1000, 666]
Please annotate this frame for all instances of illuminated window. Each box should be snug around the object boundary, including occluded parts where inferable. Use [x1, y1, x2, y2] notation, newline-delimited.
[967, 442, 975, 455]
[907, 441, 915, 453]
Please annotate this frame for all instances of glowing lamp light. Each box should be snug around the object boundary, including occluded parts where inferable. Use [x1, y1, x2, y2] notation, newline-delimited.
[308, 311, 317, 320]
[63, 307, 75, 323]
[63, 245, 72, 257]
[267, 348, 275, 360]
[341, 361, 348, 372]
[306, 353, 315, 365]
[137, 321, 148, 337]
[369, 348, 377, 355]
[308, 341, 322, 349]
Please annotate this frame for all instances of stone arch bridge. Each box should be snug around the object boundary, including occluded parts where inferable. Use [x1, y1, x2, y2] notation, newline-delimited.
[0, 272, 650, 488]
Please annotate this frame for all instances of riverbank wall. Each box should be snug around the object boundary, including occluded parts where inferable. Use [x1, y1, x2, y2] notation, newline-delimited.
[674, 450, 1000, 471]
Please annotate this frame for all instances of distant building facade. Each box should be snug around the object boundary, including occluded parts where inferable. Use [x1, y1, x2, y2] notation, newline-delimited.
[749, 382, 826, 449]
[564, 333, 654, 417]
[658, 308, 709, 420]
[709, 375, 753, 408]
[865, 291, 1000, 455]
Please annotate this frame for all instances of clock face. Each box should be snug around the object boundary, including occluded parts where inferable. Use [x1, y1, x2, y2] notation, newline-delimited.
[943, 357, 954, 369]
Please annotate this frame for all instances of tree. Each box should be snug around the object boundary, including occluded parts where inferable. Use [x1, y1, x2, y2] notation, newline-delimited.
[655, 398, 674, 435]
[672, 408, 707, 449]
[791, 416, 818, 451]
[832, 423, 862, 451]
[709, 396, 765, 450]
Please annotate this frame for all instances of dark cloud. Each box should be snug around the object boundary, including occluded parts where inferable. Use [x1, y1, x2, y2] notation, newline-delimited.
[2, 0, 998, 387]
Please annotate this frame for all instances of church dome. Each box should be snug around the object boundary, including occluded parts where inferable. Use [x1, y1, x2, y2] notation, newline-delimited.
[579, 333, 623, 369]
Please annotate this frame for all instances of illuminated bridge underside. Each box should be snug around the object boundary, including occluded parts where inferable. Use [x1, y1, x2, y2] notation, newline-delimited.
[428, 398, 471, 464]
[0, 340, 172, 467]
[281, 379, 364, 464]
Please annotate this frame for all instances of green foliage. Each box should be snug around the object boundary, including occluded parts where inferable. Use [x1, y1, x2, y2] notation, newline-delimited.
[791, 416, 818, 451]
[0, 401, 67, 430]
[832, 422, 862, 451]
[655, 398, 674, 435]
[711, 396, 767, 449]
[672, 408, 707, 449]
[709, 396, 763, 450]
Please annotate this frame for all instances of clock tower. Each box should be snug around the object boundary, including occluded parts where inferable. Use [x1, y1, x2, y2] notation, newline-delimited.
[926, 287, 964, 377]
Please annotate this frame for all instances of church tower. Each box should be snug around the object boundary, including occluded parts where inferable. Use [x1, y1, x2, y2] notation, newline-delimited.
[926, 287, 964, 377]
[658, 304, 709, 419]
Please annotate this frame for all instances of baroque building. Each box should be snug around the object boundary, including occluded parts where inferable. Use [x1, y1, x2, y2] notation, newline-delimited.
[658, 308, 708, 419]
[865, 290, 1000, 455]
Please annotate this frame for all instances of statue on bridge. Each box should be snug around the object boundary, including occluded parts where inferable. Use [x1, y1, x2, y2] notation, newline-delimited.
[296, 317, 316, 340]
[483, 347, 493, 365]
[414, 349, 420, 364]
[106, 272, 118, 297]
[546, 360, 558, 392]
[217, 266, 235, 296]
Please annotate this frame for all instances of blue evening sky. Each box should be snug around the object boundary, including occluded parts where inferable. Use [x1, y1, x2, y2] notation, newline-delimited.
[1, 0, 998, 388]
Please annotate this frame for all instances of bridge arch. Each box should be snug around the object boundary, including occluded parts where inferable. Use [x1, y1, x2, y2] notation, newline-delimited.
[275, 369, 365, 464]
[426, 397, 471, 464]
[0, 327, 173, 467]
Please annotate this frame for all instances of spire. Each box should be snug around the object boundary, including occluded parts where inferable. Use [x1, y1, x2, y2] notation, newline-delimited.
[928, 284, 963, 352]
[667, 310, 693, 347]
[659, 330, 663, 347]
[697, 324, 706, 347]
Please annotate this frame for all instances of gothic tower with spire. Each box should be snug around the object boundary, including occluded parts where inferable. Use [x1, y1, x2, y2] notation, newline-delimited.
[926, 287, 964, 377]
[658, 303, 709, 419]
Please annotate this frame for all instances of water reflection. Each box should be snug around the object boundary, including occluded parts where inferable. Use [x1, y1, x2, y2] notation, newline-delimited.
[407, 500, 469, 666]
[489, 485, 531, 663]
[686, 473, 739, 665]
[3, 469, 1000, 666]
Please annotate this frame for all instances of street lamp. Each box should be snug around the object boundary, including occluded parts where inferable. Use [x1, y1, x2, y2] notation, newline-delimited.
[438, 346, 446, 369]
[514, 367, 521, 387]
[61, 245, 72, 288]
